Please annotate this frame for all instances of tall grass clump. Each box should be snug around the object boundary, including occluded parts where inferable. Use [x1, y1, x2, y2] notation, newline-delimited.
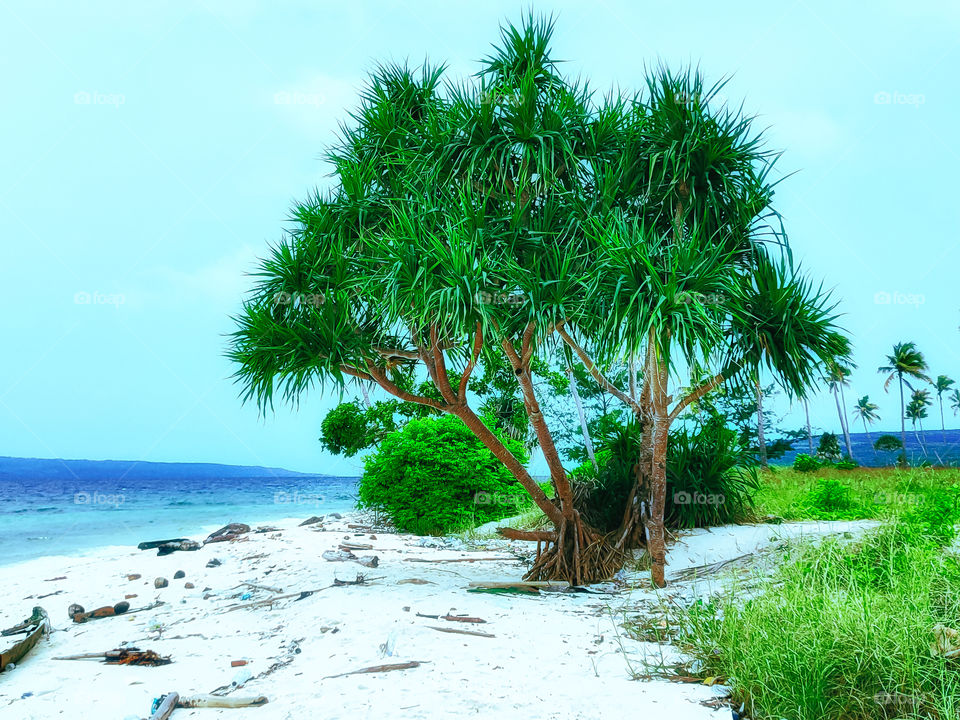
[673, 510, 960, 719]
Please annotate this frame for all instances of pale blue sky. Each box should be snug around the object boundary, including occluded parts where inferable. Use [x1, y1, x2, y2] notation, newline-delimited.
[2, 1, 958, 474]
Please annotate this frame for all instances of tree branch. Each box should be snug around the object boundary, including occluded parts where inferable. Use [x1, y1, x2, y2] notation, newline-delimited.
[556, 322, 640, 414]
[365, 361, 448, 411]
[457, 323, 483, 403]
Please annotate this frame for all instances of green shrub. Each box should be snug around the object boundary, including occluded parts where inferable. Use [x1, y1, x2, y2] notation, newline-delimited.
[793, 453, 819, 473]
[665, 419, 760, 529]
[834, 459, 859, 471]
[817, 432, 841, 462]
[794, 477, 861, 518]
[571, 419, 758, 532]
[358, 415, 529, 534]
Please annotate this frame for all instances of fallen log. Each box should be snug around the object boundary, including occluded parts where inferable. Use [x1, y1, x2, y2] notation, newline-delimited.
[177, 694, 268, 708]
[240, 582, 283, 594]
[324, 661, 426, 679]
[54, 648, 171, 666]
[149, 692, 179, 720]
[204, 523, 251, 545]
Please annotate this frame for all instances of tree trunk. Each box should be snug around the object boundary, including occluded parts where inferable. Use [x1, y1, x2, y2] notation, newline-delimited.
[940, 397, 947, 443]
[804, 399, 814, 454]
[567, 367, 597, 470]
[360, 383, 372, 409]
[899, 376, 908, 465]
[756, 381, 768, 469]
[452, 406, 562, 527]
[832, 386, 851, 459]
[838, 383, 853, 460]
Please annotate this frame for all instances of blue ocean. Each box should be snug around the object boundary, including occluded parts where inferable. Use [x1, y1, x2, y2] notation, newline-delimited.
[0, 457, 359, 566]
[775, 428, 960, 467]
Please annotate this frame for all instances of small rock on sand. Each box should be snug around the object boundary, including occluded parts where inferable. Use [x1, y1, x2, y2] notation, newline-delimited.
[127, 574, 141, 581]
[299, 516, 324, 526]
[184, 582, 195, 589]
[154, 577, 169, 589]
[173, 570, 185, 579]
[206, 558, 222, 568]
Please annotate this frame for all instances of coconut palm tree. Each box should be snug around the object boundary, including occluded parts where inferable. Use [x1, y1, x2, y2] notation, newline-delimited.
[852, 395, 880, 443]
[878, 342, 931, 461]
[951, 388, 960, 417]
[825, 361, 854, 459]
[933, 375, 955, 442]
[906, 389, 932, 453]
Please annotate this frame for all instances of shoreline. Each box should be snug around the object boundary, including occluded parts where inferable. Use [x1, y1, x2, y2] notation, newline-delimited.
[1, 512, 873, 718]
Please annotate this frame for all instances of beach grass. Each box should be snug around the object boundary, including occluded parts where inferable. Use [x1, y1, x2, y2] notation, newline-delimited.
[670, 517, 960, 720]
[753, 466, 960, 521]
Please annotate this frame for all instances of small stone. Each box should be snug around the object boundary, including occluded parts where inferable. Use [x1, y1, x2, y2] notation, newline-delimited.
[127, 574, 141, 581]
[154, 577, 169, 589]
[328, 513, 342, 520]
[203, 593, 213, 600]
[369, 534, 377, 540]
[206, 558, 222, 568]
[67, 603, 84, 619]
[299, 515, 323, 526]
[125, 594, 137, 599]
[173, 570, 185, 579]
[184, 582, 195, 589]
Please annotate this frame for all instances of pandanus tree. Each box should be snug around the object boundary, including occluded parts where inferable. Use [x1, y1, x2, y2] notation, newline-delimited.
[228, 16, 848, 587]
[933, 375, 955, 442]
[878, 342, 931, 460]
[851, 395, 880, 443]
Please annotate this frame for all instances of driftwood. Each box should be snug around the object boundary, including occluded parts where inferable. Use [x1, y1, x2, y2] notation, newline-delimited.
[427, 626, 495, 639]
[324, 661, 426, 679]
[339, 542, 373, 551]
[416, 613, 486, 624]
[54, 647, 171, 666]
[71, 601, 162, 624]
[240, 582, 283, 594]
[177, 694, 268, 708]
[137, 538, 200, 556]
[669, 553, 755, 582]
[149, 692, 179, 720]
[404, 557, 512, 564]
[204, 523, 251, 545]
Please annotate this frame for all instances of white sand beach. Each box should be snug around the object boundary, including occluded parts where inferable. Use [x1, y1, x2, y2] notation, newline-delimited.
[0, 514, 872, 720]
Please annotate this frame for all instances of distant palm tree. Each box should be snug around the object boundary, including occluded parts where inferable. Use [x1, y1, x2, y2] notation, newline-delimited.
[826, 361, 854, 459]
[933, 375, 955, 442]
[951, 388, 960, 417]
[878, 342, 931, 460]
[906, 389, 932, 453]
[852, 395, 880, 443]
[802, 397, 815, 454]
